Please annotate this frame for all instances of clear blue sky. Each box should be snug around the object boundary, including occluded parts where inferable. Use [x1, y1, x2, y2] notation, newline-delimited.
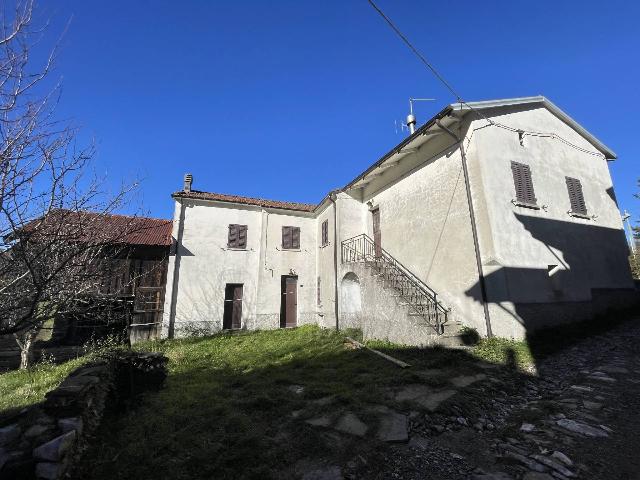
[34, 1, 639, 223]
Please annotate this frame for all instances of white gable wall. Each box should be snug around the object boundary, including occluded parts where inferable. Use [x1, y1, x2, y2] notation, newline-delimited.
[468, 105, 634, 337]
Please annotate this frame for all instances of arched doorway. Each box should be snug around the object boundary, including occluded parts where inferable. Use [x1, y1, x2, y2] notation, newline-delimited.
[341, 272, 362, 327]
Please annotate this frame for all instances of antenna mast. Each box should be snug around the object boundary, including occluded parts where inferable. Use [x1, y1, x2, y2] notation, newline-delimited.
[406, 97, 435, 134]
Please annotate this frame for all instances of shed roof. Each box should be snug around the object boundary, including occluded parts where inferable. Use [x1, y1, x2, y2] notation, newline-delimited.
[20, 210, 173, 247]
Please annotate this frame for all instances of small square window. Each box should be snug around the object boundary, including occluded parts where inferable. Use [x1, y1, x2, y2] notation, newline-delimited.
[228, 224, 247, 249]
[282, 226, 300, 249]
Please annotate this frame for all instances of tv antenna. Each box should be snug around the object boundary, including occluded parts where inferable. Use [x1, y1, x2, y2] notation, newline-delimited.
[405, 97, 435, 134]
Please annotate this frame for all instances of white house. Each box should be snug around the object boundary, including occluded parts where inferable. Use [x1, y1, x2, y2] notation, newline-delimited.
[162, 96, 637, 345]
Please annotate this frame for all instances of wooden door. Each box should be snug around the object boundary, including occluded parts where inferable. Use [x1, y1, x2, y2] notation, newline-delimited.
[223, 284, 243, 329]
[130, 286, 164, 343]
[372, 208, 381, 258]
[280, 276, 297, 328]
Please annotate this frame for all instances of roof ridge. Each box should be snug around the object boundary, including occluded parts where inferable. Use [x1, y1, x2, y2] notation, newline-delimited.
[188, 189, 315, 206]
[173, 190, 317, 212]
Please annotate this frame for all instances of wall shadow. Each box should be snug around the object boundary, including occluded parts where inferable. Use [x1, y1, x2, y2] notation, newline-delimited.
[464, 212, 639, 369]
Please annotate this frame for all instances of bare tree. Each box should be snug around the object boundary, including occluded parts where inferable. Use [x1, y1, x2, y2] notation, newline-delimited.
[0, 2, 139, 368]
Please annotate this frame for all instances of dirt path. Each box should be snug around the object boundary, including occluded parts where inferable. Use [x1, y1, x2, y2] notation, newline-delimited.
[346, 318, 640, 480]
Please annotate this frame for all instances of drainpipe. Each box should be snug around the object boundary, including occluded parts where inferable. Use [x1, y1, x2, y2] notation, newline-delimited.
[436, 119, 493, 338]
[167, 198, 187, 339]
[329, 192, 340, 331]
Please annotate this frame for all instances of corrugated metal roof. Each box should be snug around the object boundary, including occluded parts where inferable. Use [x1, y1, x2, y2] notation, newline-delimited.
[21, 210, 173, 247]
[113, 215, 173, 246]
[173, 190, 317, 212]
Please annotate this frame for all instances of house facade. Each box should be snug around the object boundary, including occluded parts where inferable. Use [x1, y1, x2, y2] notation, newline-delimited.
[162, 97, 637, 345]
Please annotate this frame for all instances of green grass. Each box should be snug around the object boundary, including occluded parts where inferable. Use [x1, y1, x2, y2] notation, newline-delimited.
[472, 337, 534, 369]
[0, 333, 123, 415]
[72, 326, 490, 480]
[0, 357, 88, 413]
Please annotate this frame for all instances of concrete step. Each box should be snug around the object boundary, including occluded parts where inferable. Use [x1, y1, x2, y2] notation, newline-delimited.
[435, 333, 469, 348]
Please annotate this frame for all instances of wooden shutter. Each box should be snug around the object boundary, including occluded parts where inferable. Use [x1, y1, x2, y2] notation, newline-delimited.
[292, 227, 300, 249]
[228, 224, 247, 248]
[565, 177, 587, 215]
[282, 226, 300, 249]
[237, 225, 247, 248]
[321, 220, 328, 246]
[228, 224, 238, 248]
[511, 161, 537, 205]
[282, 226, 292, 249]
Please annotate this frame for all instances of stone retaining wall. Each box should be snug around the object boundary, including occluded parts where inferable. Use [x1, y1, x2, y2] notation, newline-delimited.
[0, 351, 167, 479]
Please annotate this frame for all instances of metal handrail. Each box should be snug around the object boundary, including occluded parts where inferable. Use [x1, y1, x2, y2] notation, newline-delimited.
[341, 233, 449, 333]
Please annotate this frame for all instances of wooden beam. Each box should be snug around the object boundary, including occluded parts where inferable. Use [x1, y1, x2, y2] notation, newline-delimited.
[345, 337, 411, 368]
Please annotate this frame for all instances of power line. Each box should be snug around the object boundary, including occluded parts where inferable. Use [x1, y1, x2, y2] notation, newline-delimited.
[366, 0, 461, 103]
[366, 0, 605, 158]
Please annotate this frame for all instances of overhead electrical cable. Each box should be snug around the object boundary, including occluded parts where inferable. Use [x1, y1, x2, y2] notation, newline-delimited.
[366, 0, 605, 158]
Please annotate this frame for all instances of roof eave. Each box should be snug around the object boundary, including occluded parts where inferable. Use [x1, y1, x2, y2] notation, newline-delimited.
[343, 104, 454, 191]
[172, 192, 316, 214]
[451, 96, 617, 160]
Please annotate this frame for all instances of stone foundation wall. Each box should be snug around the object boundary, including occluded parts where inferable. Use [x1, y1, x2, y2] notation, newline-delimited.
[0, 351, 167, 479]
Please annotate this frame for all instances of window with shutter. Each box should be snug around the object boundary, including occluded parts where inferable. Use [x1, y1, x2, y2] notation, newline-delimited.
[228, 224, 248, 249]
[282, 226, 300, 249]
[321, 220, 328, 246]
[510, 161, 537, 206]
[565, 177, 588, 216]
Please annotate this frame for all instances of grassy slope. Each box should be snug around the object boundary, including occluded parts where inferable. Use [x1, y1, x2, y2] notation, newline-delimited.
[0, 357, 87, 413]
[73, 326, 486, 480]
[5, 319, 600, 479]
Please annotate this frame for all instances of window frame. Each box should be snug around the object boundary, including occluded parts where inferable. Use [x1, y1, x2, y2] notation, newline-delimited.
[565, 176, 588, 218]
[282, 225, 300, 250]
[510, 161, 538, 208]
[321, 219, 329, 246]
[227, 224, 248, 249]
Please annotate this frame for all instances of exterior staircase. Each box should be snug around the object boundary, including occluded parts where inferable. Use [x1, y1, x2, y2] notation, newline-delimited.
[341, 234, 466, 347]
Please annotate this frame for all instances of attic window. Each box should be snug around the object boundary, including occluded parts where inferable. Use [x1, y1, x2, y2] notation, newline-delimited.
[510, 161, 538, 207]
[565, 177, 588, 217]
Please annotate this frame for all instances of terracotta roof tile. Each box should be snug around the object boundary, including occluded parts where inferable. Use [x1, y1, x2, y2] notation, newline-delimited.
[173, 190, 317, 212]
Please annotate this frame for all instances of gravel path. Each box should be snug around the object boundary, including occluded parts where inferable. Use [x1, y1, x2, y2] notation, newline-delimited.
[345, 317, 640, 480]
